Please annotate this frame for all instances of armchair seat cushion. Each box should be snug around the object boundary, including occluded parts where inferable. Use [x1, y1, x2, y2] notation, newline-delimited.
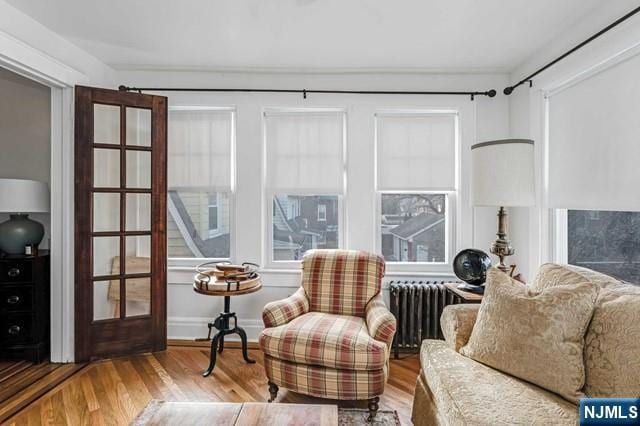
[259, 312, 387, 371]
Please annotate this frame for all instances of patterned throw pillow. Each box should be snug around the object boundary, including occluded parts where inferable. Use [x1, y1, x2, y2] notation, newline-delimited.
[584, 283, 640, 397]
[461, 268, 598, 403]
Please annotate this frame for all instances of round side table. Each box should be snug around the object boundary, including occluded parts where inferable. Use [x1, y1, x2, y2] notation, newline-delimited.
[193, 277, 262, 377]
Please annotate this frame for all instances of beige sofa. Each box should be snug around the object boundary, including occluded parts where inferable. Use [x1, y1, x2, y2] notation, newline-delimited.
[412, 263, 640, 426]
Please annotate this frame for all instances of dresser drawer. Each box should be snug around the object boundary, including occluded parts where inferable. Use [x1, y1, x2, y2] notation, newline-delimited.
[0, 260, 33, 283]
[0, 286, 34, 312]
[0, 314, 34, 343]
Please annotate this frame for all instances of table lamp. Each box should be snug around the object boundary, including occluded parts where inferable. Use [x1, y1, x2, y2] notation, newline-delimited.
[0, 179, 50, 255]
[471, 139, 535, 274]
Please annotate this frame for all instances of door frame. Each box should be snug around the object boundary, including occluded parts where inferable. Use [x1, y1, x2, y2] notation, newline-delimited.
[0, 35, 88, 362]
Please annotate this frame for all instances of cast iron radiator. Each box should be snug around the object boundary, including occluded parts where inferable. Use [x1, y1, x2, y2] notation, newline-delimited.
[389, 280, 456, 358]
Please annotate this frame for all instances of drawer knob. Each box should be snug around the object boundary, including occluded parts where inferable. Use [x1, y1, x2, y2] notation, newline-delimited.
[7, 295, 20, 305]
[7, 268, 21, 278]
[7, 325, 21, 335]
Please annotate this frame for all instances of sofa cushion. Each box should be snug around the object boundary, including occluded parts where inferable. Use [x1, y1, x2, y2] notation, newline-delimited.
[259, 312, 387, 371]
[531, 262, 621, 291]
[584, 283, 640, 397]
[419, 340, 578, 426]
[301, 249, 384, 317]
[461, 268, 598, 403]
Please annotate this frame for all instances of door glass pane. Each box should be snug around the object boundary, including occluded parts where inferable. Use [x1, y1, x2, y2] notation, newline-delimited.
[126, 150, 151, 188]
[125, 236, 151, 274]
[93, 193, 120, 232]
[126, 108, 152, 147]
[94, 104, 120, 145]
[125, 277, 151, 317]
[94, 149, 120, 188]
[126, 193, 151, 231]
[93, 236, 120, 277]
[93, 280, 119, 321]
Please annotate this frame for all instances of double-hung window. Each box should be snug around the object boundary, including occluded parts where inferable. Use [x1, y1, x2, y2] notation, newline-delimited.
[264, 109, 346, 266]
[375, 112, 457, 268]
[167, 107, 234, 264]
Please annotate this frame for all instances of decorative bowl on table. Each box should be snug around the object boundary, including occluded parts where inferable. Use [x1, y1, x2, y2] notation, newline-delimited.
[194, 261, 260, 293]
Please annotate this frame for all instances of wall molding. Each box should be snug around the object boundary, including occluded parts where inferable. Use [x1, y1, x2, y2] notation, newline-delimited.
[0, 29, 85, 87]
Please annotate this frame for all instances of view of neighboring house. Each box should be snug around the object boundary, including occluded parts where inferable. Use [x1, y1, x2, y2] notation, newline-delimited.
[381, 194, 446, 262]
[568, 210, 640, 282]
[167, 190, 230, 258]
[273, 195, 339, 261]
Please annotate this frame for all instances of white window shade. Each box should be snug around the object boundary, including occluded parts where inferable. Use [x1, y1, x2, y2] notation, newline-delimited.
[548, 53, 640, 212]
[265, 111, 345, 194]
[376, 113, 456, 191]
[168, 109, 233, 191]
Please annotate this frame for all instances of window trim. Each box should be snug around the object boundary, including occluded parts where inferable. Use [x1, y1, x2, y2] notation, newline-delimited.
[551, 209, 569, 264]
[167, 106, 236, 269]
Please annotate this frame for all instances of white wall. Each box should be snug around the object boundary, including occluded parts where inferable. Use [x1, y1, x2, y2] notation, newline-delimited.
[0, 67, 51, 248]
[0, 0, 118, 362]
[120, 69, 510, 341]
[507, 1, 640, 278]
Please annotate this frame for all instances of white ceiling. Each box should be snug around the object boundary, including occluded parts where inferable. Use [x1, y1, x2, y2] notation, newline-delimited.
[6, 0, 607, 72]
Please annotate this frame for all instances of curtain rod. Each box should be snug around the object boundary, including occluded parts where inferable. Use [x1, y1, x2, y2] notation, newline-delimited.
[504, 5, 640, 95]
[118, 85, 496, 101]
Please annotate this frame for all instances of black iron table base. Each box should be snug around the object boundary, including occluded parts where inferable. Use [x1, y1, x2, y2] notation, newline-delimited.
[202, 295, 255, 377]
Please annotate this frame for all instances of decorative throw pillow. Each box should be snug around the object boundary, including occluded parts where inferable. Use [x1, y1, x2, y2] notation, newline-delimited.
[461, 268, 598, 403]
[584, 283, 640, 397]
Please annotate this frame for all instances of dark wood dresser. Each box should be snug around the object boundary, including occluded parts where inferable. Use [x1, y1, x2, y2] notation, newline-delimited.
[0, 251, 49, 362]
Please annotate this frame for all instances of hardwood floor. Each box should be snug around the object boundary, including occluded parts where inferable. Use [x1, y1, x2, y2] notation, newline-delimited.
[5, 346, 419, 425]
[0, 360, 87, 423]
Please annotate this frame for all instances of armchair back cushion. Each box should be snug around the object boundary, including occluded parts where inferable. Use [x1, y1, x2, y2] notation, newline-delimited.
[301, 249, 385, 317]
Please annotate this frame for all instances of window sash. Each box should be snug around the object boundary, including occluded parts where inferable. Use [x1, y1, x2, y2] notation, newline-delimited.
[376, 191, 455, 271]
[266, 191, 344, 268]
[167, 107, 235, 265]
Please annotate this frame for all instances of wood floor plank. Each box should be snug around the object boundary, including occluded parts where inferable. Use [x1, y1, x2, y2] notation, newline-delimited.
[7, 347, 420, 425]
[0, 363, 87, 423]
[0, 361, 33, 385]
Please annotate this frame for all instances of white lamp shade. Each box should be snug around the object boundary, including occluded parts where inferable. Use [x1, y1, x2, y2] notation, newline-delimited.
[0, 179, 50, 213]
[471, 139, 535, 207]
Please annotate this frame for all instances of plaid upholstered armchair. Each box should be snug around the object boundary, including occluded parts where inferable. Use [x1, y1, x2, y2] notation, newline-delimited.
[259, 249, 396, 421]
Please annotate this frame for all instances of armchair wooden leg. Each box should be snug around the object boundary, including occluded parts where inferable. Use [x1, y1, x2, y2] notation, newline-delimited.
[268, 381, 279, 403]
[367, 396, 380, 422]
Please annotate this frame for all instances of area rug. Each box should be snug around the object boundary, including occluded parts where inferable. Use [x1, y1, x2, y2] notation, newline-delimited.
[132, 401, 400, 425]
[338, 408, 400, 426]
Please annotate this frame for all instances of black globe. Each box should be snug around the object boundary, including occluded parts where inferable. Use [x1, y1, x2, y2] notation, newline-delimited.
[453, 249, 492, 285]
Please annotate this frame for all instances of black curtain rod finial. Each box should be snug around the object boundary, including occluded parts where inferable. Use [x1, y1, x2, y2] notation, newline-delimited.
[118, 85, 128, 92]
[487, 89, 497, 98]
[503, 86, 514, 95]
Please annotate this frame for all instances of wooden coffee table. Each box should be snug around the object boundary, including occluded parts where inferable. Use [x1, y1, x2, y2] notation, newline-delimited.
[132, 401, 338, 426]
